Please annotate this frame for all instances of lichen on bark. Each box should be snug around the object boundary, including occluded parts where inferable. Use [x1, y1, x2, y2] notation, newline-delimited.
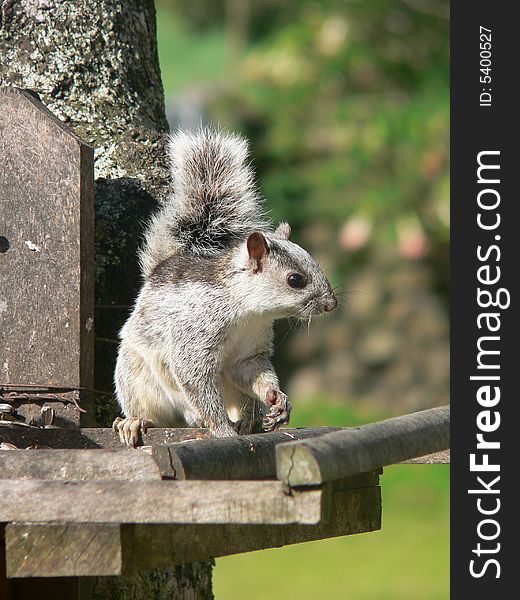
[92, 561, 215, 600]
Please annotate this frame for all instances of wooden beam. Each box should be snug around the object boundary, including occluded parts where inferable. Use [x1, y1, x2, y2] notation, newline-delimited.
[0, 425, 452, 462]
[0, 426, 212, 449]
[276, 405, 450, 486]
[153, 427, 340, 480]
[0, 430, 341, 482]
[123, 487, 381, 572]
[0, 480, 324, 525]
[0, 425, 339, 451]
[4, 478, 381, 577]
[0, 449, 162, 481]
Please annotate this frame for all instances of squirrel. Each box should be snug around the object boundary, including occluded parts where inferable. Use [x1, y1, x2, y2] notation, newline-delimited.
[113, 127, 337, 447]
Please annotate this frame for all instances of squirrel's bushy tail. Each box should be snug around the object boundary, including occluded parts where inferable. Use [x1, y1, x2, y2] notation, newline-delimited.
[139, 127, 269, 278]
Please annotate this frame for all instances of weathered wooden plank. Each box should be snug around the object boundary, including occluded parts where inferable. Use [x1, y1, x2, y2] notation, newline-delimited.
[0, 425, 337, 451]
[0, 87, 94, 426]
[277, 406, 450, 486]
[0, 449, 162, 481]
[154, 427, 340, 480]
[4, 484, 381, 577]
[0, 480, 324, 525]
[6, 523, 122, 578]
[0, 426, 212, 449]
[123, 486, 382, 572]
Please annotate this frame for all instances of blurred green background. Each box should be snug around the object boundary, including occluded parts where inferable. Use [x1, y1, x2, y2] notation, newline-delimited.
[155, 0, 449, 597]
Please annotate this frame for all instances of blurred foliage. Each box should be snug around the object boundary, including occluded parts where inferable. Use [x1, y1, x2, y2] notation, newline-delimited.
[156, 0, 450, 404]
[155, 5, 227, 94]
[158, 0, 449, 298]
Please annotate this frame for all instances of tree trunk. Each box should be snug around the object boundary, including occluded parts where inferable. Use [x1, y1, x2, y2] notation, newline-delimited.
[0, 1, 214, 597]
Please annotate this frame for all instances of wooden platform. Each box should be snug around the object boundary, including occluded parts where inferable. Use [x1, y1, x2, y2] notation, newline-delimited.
[1, 407, 449, 579]
[2, 473, 381, 577]
[0, 429, 383, 578]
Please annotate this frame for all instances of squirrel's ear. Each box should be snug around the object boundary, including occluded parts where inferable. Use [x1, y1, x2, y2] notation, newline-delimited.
[275, 222, 291, 240]
[247, 232, 269, 273]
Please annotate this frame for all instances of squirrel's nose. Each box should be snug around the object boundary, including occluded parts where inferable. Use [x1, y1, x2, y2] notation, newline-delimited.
[322, 293, 337, 312]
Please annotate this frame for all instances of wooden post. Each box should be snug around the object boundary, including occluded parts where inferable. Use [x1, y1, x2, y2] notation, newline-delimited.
[0, 87, 94, 427]
[276, 405, 450, 486]
[153, 427, 341, 480]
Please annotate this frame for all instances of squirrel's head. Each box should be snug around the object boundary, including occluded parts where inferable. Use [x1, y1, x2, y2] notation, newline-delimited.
[236, 223, 337, 319]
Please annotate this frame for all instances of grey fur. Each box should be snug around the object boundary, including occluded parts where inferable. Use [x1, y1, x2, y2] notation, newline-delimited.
[139, 127, 269, 278]
[114, 128, 336, 445]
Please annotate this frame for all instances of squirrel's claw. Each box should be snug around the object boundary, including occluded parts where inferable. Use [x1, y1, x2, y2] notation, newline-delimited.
[263, 390, 292, 432]
[113, 416, 152, 448]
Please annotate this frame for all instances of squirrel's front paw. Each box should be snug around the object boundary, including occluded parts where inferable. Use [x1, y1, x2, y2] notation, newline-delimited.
[263, 389, 292, 431]
[113, 416, 153, 448]
[233, 414, 264, 435]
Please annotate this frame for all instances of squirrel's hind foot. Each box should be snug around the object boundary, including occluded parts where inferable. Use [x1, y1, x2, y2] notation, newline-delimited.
[113, 416, 153, 448]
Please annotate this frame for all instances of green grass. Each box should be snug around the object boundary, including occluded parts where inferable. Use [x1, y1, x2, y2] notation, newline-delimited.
[214, 399, 449, 599]
[288, 399, 387, 429]
[156, 9, 227, 94]
[214, 465, 449, 600]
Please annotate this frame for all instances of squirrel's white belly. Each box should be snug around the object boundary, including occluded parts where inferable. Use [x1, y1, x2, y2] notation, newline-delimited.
[219, 316, 275, 417]
[221, 316, 274, 364]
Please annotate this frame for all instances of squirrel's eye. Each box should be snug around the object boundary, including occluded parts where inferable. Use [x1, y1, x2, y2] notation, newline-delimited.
[287, 273, 306, 289]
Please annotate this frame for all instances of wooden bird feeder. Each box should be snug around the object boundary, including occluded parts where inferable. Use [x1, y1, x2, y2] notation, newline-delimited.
[0, 88, 450, 600]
